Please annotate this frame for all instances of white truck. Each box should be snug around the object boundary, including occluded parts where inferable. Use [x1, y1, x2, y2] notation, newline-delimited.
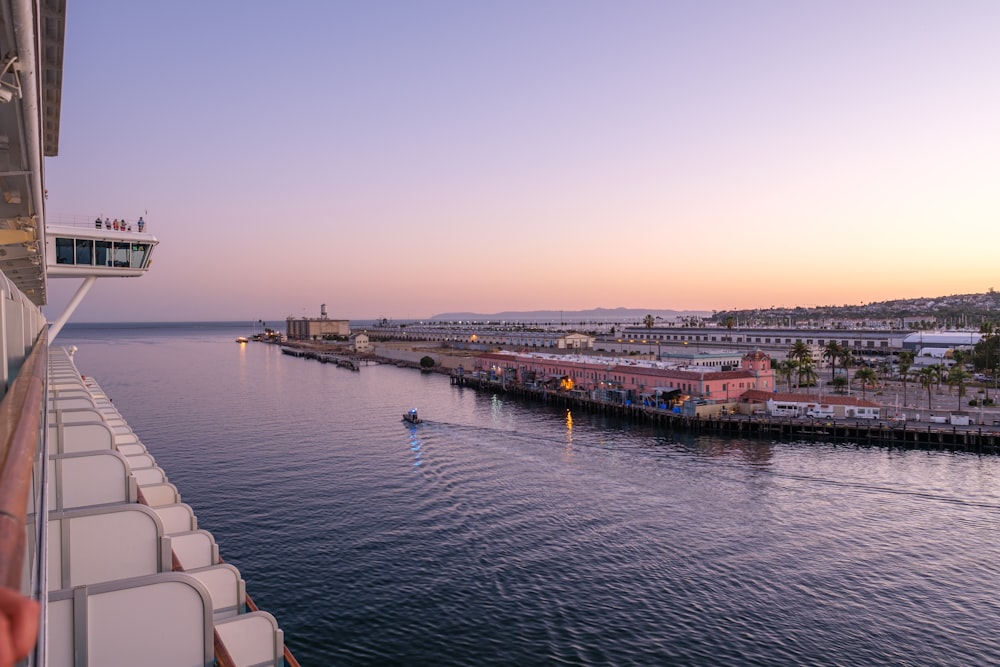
[804, 404, 835, 419]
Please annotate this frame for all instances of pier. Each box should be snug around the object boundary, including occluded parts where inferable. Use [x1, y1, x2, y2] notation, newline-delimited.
[451, 373, 1000, 454]
[280, 345, 362, 371]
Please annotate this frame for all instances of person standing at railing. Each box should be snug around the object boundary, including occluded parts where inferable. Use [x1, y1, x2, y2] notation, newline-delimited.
[0, 586, 38, 667]
[104, 218, 110, 229]
[137, 216, 145, 232]
[94, 216, 102, 229]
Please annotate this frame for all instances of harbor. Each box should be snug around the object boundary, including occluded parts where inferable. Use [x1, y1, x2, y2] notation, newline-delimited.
[452, 371, 1000, 454]
[51, 324, 1000, 666]
[257, 332, 1000, 454]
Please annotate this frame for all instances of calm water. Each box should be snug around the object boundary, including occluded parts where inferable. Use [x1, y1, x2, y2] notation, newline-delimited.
[58, 323, 1000, 666]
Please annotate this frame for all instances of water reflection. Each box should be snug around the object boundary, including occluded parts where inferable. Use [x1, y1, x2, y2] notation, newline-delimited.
[565, 409, 574, 458]
[407, 424, 422, 470]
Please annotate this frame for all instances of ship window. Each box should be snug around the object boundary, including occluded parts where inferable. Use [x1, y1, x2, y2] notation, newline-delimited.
[55, 237, 74, 264]
[113, 242, 130, 267]
[95, 241, 112, 266]
[131, 243, 149, 268]
[75, 239, 94, 265]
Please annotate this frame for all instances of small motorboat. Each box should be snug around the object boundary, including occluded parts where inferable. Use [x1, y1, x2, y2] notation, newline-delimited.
[402, 408, 423, 424]
[235, 336, 249, 343]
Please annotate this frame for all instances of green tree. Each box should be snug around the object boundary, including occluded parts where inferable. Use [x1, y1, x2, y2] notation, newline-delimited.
[854, 367, 877, 400]
[419, 355, 436, 369]
[918, 366, 939, 410]
[897, 351, 914, 407]
[778, 359, 798, 392]
[832, 376, 848, 394]
[797, 358, 818, 389]
[839, 346, 854, 376]
[789, 341, 812, 366]
[932, 363, 947, 392]
[947, 364, 970, 411]
[951, 348, 970, 371]
[822, 341, 842, 384]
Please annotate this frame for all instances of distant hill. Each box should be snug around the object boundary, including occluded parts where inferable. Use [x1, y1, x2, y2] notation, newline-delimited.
[711, 289, 999, 329]
[429, 307, 711, 323]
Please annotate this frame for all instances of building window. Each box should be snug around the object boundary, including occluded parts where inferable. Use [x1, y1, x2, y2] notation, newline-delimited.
[95, 241, 111, 266]
[75, 239, 94, 265]
[55, 237, 74, 264]
[130, 243, 150, 268]
[113, 243, 130, 267]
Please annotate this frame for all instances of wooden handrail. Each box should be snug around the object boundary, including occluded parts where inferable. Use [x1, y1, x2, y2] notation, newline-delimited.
[0, 331, 47, 589]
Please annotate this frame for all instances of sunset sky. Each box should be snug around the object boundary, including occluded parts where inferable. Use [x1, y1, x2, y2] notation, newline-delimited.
[41, 1, 1000, 322]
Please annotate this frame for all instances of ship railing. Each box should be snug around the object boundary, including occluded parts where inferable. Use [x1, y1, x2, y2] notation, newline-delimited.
[0, 330, 48, 663]
[48, 214, 151, 231]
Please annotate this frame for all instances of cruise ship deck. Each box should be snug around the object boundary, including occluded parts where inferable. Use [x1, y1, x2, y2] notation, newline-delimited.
[37, 345, 290, 666]
[0, 1, 295, 664]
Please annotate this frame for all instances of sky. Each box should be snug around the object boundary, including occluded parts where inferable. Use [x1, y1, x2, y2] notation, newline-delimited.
[40, 0, 1000, 322]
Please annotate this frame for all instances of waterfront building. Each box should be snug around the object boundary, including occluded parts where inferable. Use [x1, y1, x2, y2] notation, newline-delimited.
[475, 350, 774, 403]
[363, 325, 595, 350]
[616, 325, 908, 359]
[352, 333, 371, 352]
[901, 330, 981, 353]
[286, 304, 350, 340]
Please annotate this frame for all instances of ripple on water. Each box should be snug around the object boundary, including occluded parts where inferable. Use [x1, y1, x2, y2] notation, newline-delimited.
[61, 329, 1000, 666]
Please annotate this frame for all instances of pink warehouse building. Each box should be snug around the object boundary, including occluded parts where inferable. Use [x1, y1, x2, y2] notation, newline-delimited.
[475, 350, 775, 402]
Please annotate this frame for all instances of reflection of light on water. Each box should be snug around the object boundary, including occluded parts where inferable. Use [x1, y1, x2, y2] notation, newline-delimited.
[565, 409, 574, 456]
[408, 425, 422, 469]
[491, 394, 504, 423]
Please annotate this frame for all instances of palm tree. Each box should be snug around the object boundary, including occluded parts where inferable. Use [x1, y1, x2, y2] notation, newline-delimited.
[898, 351, 914, 407]
[789, 341, 811, 366]
[952, 348, 970, 373]
[822, 341, 842, 384]
[932, 363, 947, 393]
[854, 367, 877, 400]
[643, 314, 655, 330]
[778, 359, 798, 392]
[839, 347, 854, 391]
[798, 359, 818, 389]
[947, 365, 971, 411]
[918, 366, 939, 410]
[724, 315, 735, 341]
